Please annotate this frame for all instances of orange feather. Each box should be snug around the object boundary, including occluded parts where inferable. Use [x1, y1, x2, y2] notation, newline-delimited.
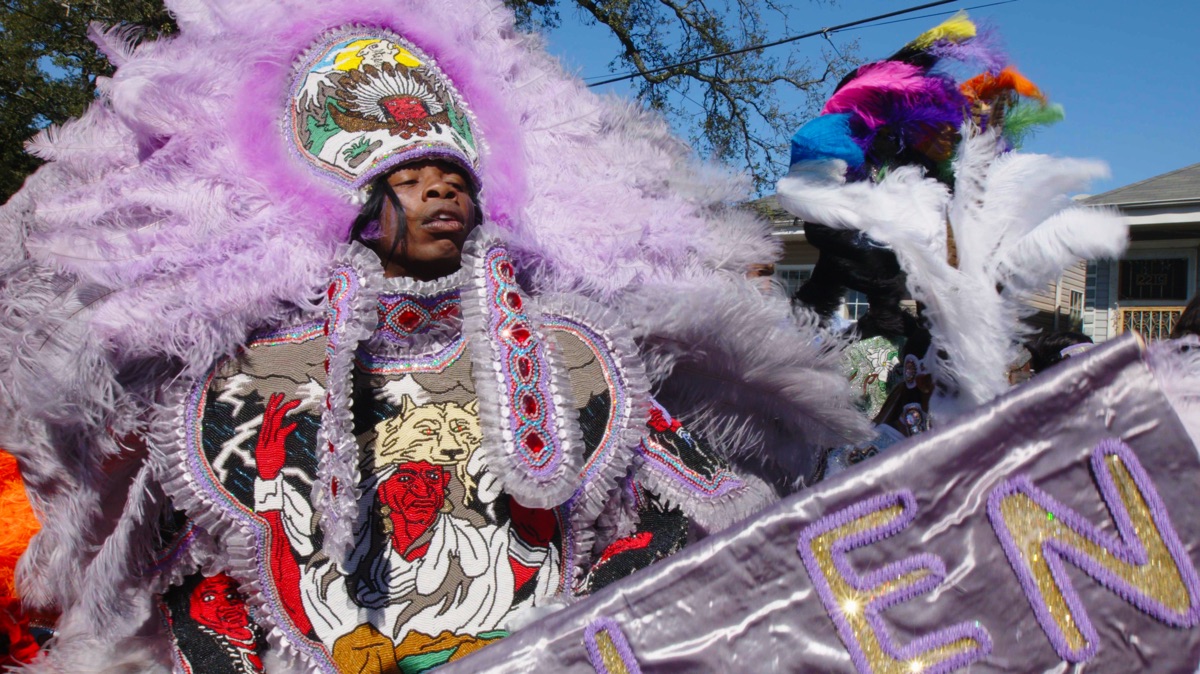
[961, 66, 1046, 104]
[0, 450, 39, 599]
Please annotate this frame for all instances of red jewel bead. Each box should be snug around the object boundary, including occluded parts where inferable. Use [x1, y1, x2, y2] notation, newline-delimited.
[498, 261, 515, 282]
[331, 478, 339, 497]
[396, 308, 423, 331]
[522, 394, 539, 418]
[523, 431, 545, 456]
[517, 356, 533, 380]
[505, 291, 523, 311]
[510, 324, 532, 345]
[328, 283, 337, 300]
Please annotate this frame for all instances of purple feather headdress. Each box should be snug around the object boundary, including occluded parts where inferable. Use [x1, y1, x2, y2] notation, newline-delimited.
[0, 1, 873, 646]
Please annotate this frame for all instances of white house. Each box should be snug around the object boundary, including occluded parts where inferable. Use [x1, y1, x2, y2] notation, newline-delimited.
[1082, 163, 1200, 342]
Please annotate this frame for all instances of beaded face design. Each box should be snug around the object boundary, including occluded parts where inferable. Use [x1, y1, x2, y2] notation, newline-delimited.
[289, 26, 479, 189]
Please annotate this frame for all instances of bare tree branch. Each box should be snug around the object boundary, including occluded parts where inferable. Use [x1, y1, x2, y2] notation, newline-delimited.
[508, 0, 859, 191]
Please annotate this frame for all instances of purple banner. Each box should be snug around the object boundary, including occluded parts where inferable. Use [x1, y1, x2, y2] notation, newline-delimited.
[445, 335, 1200, 673]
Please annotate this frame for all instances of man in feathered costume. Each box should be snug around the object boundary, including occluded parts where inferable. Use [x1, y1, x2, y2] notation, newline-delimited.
[780, 13, 1130, 447]
[0, 0, 871, 670]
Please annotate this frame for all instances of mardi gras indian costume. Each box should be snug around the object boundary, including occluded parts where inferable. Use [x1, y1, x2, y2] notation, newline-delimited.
[0, 1, 872, 671]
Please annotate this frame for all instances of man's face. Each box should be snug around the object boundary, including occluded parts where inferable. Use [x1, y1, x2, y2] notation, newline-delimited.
[189, 574, 251, 636]
[376, 160, 477, 281]
[378, 460, 451, 535]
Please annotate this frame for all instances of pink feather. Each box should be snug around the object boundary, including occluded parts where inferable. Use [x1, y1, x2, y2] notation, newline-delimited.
[823, 61, 942, 128]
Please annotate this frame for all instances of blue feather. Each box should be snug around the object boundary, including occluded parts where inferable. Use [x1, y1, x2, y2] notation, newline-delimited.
[790, 114, 865, 168]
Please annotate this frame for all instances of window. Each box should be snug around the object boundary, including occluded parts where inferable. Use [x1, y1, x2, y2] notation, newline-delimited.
[844, 290, 870, 321]
[1118, 258, 1189, 301]
[774, 265, 813, 299]
[1068, 290, 1083, 332]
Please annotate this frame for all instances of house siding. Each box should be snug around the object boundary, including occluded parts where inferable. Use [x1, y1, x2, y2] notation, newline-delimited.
[1084, 259, 1113, 341]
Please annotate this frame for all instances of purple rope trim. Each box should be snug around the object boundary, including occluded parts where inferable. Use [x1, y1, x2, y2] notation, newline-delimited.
[353, 337, 466, 375]
[986, 438, 1200, 662]
[555, 499, 575, 597]
[183, 372, 336, 670]
[797, 490, 992, 674]
[247, 322, 325, 348]
[541, 316, 624, 483]
[638, 438, 743, 499]
[352, 146, 482, 191]
[583, 617, 643, 674]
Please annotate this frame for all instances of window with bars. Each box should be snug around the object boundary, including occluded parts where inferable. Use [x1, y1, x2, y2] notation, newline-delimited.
[844, 290, 870, 321]
[1118, 258, 1189, 301]
[774, 265, 813, 299]
[1121, 307, 1184, 342]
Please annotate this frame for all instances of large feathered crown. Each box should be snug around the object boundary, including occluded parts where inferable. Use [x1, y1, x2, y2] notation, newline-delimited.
[288, 25, 481, 191]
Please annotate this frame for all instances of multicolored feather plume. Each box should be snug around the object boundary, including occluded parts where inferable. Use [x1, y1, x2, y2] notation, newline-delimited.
[778, 12, 1128, 420]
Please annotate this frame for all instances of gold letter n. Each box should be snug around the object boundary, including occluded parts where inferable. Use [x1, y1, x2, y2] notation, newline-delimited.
[989, 438, 1200, 661]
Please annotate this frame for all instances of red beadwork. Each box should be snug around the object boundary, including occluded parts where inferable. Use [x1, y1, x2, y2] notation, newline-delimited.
[505, 291, 523, 311]
[498, 261, 516, 282]
[517, 356, 533, 381]
[523, 431, 545, 456]
[380, 95, 428, 122]
[396, 308, 423, 331]
[510, 324, 532, 345]
[522, 394, 539, 418]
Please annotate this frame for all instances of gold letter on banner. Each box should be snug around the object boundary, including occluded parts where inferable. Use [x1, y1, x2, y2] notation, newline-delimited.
[988, 438, 1200, 661]
[583, 618, 642, 674]
[798, 490, 991, 673]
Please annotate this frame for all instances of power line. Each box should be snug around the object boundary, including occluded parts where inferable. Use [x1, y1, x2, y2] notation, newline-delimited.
[585, 0, 1016, 88]
[843, 0, 1019, 31]
[585, 0, 958, 86]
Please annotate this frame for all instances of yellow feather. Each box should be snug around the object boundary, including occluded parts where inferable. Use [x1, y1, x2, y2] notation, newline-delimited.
[910, 11, 976, 50]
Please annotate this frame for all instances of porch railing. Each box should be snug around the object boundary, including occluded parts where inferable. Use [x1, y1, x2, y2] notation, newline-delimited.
[1119, 306, 1184, 342]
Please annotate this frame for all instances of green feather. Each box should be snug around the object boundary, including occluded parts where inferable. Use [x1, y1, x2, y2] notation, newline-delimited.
[1003, 103, 1065, 149]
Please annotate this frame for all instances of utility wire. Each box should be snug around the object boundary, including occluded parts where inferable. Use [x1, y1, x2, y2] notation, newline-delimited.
[586, 0, 1011, 88]
[848, 0, 1018, 31]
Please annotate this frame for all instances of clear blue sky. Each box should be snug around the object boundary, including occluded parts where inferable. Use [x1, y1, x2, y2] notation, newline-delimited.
[545, 0, 1200, 195]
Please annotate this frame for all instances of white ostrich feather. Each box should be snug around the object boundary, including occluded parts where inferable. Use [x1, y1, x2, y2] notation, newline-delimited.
[775, 126, 1129, 420]
[997, 207, 1127, 295]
